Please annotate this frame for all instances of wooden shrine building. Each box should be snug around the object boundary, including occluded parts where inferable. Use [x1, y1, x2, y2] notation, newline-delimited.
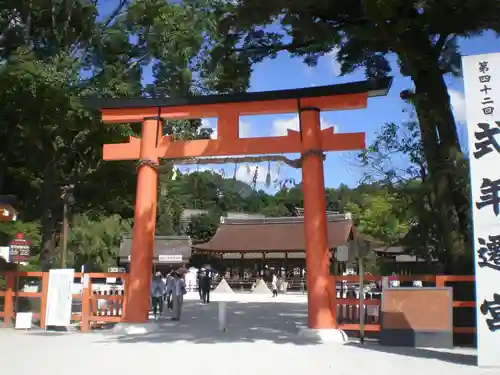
[118, 235, 192, 274]
[193, 213, 354, 282]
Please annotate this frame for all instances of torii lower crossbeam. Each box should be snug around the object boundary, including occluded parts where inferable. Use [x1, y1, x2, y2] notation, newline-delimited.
[94, 78, 392, 331]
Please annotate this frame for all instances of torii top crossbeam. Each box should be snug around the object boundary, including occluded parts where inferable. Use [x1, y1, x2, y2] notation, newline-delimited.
[93, 77, 392, 160]
[91, 77, 392, 329]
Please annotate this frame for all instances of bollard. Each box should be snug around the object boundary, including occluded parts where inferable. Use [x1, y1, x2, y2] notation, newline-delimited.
[218, 301, 227, 332]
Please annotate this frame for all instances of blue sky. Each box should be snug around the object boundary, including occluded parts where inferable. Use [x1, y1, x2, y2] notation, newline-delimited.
[99, 2, 500, 191]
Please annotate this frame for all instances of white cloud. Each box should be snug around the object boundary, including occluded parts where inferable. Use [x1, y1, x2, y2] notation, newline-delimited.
[201, 118, 218, 139]
[239, 121, 252, 138]
[272, 115, 338, 136]
[234, 163, 280, 185]
[201, 118, 252, 139]
[449, 89, 466, 123]
[327, 47, 341, 76]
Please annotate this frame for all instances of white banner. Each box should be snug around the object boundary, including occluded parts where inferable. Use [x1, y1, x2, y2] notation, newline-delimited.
[45, 269, 75, 327]
[463, 52, 500, 368]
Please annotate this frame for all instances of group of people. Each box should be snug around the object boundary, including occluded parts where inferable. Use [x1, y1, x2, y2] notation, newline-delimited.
[150, 270, 186, 320]
[150, 268, 283, 321]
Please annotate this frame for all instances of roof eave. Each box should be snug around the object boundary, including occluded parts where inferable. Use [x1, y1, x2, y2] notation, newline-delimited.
[87, 77, 393, 110]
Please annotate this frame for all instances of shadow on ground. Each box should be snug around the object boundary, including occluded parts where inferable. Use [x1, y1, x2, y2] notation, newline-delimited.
[347, 342, 477, 366]
[98, 300, 319, 345]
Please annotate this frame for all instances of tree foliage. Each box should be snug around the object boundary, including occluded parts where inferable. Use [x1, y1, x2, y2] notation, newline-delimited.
[202, 0, 497, 272]
[0, 0, 485, 275]
[64, 214, 131, 272]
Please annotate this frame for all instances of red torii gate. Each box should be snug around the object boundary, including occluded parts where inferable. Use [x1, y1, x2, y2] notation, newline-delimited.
[95, 78, 391, 331]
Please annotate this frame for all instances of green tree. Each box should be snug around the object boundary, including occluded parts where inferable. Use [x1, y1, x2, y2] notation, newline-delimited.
[205, 0, 497, 272]
[64, 214, 131, 272]
[360, 120, 472, 273]
[185, 213, 219, 244]
[0, 0, 233, 269]
[345, 190, 408, 245]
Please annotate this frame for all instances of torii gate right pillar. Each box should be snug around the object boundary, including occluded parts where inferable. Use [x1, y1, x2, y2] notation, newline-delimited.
[300, 107, 337, 330]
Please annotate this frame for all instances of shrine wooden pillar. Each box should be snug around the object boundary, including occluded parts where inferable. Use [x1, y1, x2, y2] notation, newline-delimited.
[299, 107, 337, 329]
[123, 117, 159, 323]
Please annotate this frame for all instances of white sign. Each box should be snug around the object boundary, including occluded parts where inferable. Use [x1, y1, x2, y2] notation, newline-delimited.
[158, 255, 182, 263]
[0, 246, 9, 262]
[45, 269, 75, 327]
[108, 267, 125, 273]
[463, 52, 500, 368]
[15, 312, 32, 329]
[335, 245, 349, 262]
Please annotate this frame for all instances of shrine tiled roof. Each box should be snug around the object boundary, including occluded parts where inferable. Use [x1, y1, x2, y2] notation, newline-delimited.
[119, 235, 192, 262]
[192, 214, 354, 253]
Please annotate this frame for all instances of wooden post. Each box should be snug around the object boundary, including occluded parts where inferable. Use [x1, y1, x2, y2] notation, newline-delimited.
[436, 275, 445, 288]
[122, 117, 159, 323]
[299, 107, 337, 329]
[3, 272, 15, 327]
[81, 275, 92, 332]
[358, 257, 365, 343]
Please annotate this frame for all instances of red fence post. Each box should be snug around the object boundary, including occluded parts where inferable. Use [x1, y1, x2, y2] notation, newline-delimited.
[81, 276, 92, 332]
[3, 272, 15, 327]
[436, 275, 445, 288]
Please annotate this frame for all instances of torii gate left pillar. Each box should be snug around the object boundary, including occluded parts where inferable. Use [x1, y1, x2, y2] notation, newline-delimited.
[96, 79, 391, 328]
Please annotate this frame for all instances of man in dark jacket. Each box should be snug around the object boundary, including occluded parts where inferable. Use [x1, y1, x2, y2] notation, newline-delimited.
[200, 270, 211, 304]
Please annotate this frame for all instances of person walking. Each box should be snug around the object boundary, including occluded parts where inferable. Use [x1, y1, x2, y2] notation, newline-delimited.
[165, 270, 174, 310]
[150, 272, 166, 319]
[271, 273, 278, 297]
[171, 272, 186, 321]
[197, 268, 204, 301]
[201, 270, 212, 304]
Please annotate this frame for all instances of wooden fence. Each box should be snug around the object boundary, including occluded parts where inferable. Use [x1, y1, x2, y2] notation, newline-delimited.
[333, 274, 476, 335]
[0, 272, 476, 336]
[0, 271, 127, 332]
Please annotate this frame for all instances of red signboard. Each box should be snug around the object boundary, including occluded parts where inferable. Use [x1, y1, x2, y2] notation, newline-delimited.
[9, 232, 31, 263]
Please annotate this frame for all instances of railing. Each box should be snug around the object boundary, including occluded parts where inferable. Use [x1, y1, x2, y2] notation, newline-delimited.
[0, 271, 127, 332]
[0, 271, 476, 335]
[333, 275, 476, 335]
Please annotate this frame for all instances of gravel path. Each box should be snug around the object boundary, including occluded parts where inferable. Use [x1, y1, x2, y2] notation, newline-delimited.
[0, 297, 495, 375]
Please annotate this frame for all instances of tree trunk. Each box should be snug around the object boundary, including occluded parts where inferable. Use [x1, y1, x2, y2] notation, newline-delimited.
[397, 37, 470, 273]
[410, 62, 470, 244]
[40, 164, 57, 271]
[414, 100, 465, 272]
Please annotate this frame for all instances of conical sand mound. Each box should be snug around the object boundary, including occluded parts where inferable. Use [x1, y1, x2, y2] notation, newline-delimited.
[251, 279, 272, 295]
[213, 278, 234, 294]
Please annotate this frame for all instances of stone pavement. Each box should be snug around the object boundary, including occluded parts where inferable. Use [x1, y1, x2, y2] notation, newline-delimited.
[0, 295, 496, 375]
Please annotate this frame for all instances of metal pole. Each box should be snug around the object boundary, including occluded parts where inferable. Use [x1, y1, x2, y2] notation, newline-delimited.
[61, 201, 68, 268]
[358, 256, 365, 344]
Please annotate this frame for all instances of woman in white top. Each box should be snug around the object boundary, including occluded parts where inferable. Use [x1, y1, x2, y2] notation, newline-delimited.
[271, 274, 278, 297]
